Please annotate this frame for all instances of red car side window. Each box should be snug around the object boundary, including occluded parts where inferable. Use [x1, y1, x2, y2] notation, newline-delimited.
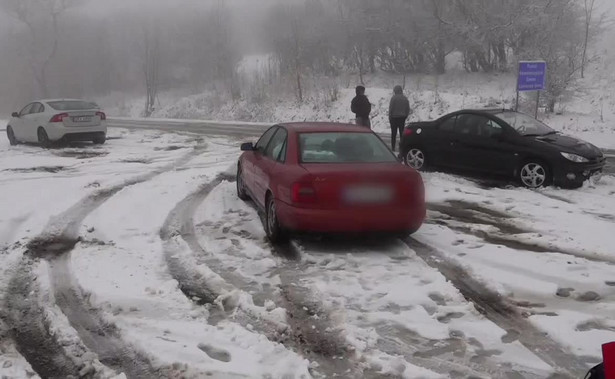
[256, 127, 278, 153]
[265, 128, 287, 162]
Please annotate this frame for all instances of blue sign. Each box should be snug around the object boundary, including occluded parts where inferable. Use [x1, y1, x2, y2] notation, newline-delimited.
[517, 61, 547, 91]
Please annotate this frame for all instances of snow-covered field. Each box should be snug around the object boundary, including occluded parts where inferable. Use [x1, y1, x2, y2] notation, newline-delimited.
[1, 127, 614, 378]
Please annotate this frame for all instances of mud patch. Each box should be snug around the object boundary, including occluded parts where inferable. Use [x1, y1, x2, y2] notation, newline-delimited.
[279, 281, 360, 378]
[5, 166, 66, 173]
[556, 288, 574, 298]
[576, 291, 601, 302]
[26, 236, 78, 259]
[119, 158, 151, 164]
[154, 145, 185, 151]
[197, 344, 232, 362]
[437, 312, 465, 324]
[54, 150, 109, 159]
[428, 201, 527, 235]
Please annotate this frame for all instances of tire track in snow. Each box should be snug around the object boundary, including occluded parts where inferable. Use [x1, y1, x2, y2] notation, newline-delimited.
[159, 172, 239, 306]
[3, 257, 86, 378]
[161, 179, 365, 378]
[293, 238, 534, 379]
[3, 143, 205, 379]
[429, 200, 615, 265]
[404, 237, 590, 378]
[50, 253, 162, 379]
[372, 321, 525, 379]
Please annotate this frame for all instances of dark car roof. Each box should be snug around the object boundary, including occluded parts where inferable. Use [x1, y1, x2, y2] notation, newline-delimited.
[278, 122, 372, 133]
[457, 108, 516, 115]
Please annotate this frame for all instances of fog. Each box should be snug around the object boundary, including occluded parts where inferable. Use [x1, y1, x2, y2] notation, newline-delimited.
[0, 0, 609, 116]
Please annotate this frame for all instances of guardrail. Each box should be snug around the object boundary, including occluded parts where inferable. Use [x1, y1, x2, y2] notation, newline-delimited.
[108, 117, 615, 154]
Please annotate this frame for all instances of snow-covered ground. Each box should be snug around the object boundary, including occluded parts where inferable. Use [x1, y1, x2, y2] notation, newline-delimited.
[1, 127, 613, 378]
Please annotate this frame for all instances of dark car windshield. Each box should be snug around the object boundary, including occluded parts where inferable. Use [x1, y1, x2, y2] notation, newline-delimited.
[497, 112, 555, 136]
[299, 132, 397, 163]
[47, 100, 96, 111]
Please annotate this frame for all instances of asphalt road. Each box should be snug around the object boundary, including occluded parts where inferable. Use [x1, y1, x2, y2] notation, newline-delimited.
[108, 118, 615, 175]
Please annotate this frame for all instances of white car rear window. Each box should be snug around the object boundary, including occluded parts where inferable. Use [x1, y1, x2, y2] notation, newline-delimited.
[48, 101, 96, 111]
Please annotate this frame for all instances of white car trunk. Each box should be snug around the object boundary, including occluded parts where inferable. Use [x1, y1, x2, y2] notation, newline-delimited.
[61, 111, 102, 127]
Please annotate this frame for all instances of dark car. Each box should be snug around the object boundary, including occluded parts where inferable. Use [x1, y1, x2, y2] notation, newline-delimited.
[399, 109, 605, 188]
[237, 122, 426, 242]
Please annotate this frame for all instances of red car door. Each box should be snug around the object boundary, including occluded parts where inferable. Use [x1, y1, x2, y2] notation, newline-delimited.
[248, 126, 279, 205]
[253, 128, 288, 208]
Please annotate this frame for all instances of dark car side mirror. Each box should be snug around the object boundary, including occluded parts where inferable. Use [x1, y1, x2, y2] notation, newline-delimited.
[240, 142, 255, 151]
[11, 112, 19, 118]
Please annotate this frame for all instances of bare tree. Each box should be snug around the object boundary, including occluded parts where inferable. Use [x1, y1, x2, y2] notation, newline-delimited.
[0, 0, 80, 97]
[143, 22, 160, 118]
[581, 0, 596, 78]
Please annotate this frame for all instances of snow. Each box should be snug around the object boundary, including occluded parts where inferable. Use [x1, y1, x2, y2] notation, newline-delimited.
[0, 129, 196, 246]
[194, 181, 553, 378]
[416, 171, 615, 362]
[67, 137, 311, 377]
[1, 126, 613, 377]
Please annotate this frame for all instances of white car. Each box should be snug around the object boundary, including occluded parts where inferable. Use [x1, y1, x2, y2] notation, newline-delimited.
[6, 99, 107, 147]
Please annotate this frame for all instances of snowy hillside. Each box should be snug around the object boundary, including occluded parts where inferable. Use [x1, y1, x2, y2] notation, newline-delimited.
[101, 64, 615, 149]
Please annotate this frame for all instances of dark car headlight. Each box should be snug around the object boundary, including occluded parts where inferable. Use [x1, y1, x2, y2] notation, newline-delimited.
[560, 152, 589, 163]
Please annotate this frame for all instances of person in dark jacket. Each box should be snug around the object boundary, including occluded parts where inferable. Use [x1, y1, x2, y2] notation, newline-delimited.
[388, 85, 411, 151]
[351, 85, 372, 128]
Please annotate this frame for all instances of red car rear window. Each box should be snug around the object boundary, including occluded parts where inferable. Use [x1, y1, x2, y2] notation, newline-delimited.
[299, 132, 397, 163]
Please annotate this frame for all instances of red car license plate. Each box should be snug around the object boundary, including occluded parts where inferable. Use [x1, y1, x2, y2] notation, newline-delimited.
[344, 185, 393, 204]
[73, 116, 92, 122]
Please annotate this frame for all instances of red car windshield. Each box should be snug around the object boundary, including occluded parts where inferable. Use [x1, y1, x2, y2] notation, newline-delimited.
[299, 132, 397, 163]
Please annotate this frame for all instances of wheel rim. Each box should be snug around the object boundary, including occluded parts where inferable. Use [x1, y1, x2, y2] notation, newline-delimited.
[406, 149, 425, 169]
[267, 200, 276, 236]
[521, 163, 546, 188]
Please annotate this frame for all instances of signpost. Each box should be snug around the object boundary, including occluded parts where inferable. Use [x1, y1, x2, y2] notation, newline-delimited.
[516, 61, 547, 119]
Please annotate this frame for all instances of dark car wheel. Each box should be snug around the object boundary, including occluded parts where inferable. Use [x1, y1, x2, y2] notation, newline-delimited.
[37, 128, 51, 148]
[236, 164, 249, 200]
[405, 147, 426, 170]
[265, 195, 286, 243]
[7, 126, 18, 146]
[519, 161, 551, 188]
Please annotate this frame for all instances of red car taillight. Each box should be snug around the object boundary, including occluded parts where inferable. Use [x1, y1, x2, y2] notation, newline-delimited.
[96, 111, 106, 120]
[49, 113, 69, 123]
[291, 182, 317, 203]
[403, 128, 413, 137]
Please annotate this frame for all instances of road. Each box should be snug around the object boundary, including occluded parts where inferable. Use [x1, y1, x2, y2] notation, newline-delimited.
[108, 118, 615, 175]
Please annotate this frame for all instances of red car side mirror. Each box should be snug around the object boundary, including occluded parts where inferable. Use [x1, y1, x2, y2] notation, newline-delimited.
[240, 142, 255, 151]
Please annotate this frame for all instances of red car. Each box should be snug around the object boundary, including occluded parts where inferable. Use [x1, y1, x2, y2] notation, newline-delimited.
[236, 122, 426, 242]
